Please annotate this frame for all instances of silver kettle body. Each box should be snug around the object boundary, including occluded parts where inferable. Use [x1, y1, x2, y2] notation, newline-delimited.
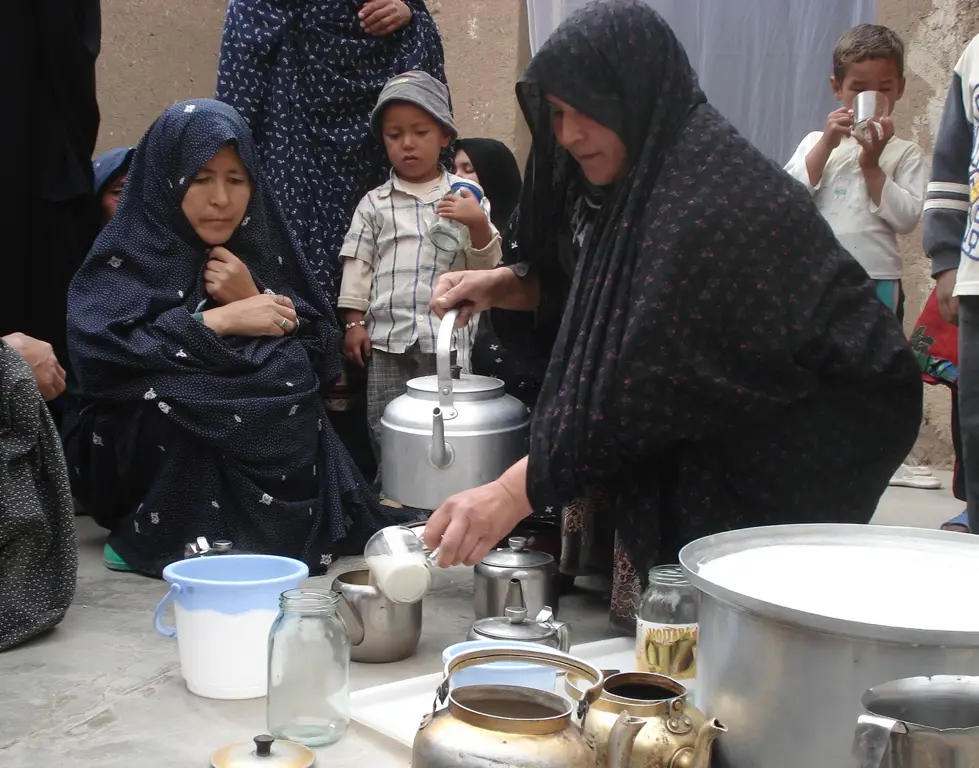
[380, 308, 530, 510]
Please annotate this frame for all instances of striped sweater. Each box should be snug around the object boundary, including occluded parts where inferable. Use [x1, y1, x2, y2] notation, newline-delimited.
[925, 34, 979, 294]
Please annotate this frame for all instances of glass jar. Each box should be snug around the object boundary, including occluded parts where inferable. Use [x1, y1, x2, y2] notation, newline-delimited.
[267, 589, 350, 747]
[635, 565, 698, 681]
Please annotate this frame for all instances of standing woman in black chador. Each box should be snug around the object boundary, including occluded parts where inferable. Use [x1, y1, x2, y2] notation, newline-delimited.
[423, 0, 922, 629]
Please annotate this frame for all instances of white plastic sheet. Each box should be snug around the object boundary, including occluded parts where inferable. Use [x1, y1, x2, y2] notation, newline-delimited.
[526, 0, 877, 163]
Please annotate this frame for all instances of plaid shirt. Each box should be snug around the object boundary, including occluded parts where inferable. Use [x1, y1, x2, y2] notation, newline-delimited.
[337, 171, 501, 360]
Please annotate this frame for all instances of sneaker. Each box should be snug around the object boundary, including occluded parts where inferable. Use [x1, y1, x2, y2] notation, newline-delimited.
[888, 463, 942, 490]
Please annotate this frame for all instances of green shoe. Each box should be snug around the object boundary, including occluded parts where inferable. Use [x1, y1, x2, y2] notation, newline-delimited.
[103, 543, 134, 572]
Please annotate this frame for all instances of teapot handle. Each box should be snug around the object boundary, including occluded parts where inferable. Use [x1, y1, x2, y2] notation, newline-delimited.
[435, 308, 460, 416]
[852, 714, 906, 768]
[434, 647, 604, 722]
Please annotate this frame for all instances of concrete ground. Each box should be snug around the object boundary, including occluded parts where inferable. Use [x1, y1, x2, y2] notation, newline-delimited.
[0, 473, 962, 767]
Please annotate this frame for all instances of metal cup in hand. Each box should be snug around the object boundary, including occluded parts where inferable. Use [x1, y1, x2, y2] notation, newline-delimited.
[852, 91, 889, 142]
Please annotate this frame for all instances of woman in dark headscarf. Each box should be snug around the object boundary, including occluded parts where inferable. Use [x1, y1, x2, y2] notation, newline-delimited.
[64, 99, 401, 577]
[423, 0, 922, 627]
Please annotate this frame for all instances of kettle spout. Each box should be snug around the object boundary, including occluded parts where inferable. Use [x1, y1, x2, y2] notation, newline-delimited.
[672, 718, 728, 768]
[607, 710, 645, 768]
[429, 408, 452, 469]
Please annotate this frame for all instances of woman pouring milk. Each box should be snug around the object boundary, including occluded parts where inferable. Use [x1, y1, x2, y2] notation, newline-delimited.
[421, 1, 921, 624]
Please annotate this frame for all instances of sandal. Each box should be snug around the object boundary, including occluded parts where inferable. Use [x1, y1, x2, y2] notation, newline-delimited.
[941, 510, 970, 533]
[103, 542, 134, 572]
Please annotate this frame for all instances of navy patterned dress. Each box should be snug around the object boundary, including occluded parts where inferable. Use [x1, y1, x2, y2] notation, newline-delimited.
[512, 1, 923, 617]
[215, 0, 446, 299]
[64, 100, 401, 576]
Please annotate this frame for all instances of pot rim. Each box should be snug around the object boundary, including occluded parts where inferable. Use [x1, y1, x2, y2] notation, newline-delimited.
[680, 524, 979, 646]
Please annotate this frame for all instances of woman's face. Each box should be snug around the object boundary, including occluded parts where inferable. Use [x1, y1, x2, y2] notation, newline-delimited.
[181, 145, 253, 246]
[546, 95, 628, 186]
[453, 149, 480, 183]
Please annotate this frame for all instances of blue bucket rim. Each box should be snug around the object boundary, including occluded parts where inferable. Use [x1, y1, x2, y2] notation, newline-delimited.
[442, 640, 559, 670]
[161, 554, 309, 588]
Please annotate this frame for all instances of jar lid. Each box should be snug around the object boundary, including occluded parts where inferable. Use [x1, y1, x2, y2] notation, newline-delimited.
[210, 736, 315, 768]
[471, 607, 555, 642]
[480, 537, 553, 569]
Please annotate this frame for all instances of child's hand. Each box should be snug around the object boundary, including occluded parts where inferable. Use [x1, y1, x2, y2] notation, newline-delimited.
[856, 117, 895, 170]
[436, 189, 485, 230]
[344, 325, 372, 368]
[819, 107, 853, 150]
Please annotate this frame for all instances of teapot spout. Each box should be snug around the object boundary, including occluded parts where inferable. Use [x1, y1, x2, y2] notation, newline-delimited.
[672, 718, 728, 768]
[429, 408, 453, 469]
[607, 710, 646, 768]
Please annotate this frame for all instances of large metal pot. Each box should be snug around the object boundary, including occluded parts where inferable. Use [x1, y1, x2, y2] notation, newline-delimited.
[332, 569, 421, 663]
[380, 308, 530, 510]
[679, 524, 979, 768]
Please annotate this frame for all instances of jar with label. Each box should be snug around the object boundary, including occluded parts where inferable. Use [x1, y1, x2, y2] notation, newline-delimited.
[267, 589, 350, 747]
[635, 564, 698, 681]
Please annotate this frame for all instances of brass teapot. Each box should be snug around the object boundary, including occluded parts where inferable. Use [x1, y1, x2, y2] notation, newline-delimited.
[566, 671, 726, 768]
[412, 646, 647, 768]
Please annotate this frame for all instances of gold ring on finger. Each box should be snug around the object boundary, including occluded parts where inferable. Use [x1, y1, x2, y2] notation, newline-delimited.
[280, 319, 289, 330]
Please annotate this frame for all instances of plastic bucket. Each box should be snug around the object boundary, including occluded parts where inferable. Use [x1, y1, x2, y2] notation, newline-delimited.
[442, 640, 560, 692]
[153, 554, 308, 699]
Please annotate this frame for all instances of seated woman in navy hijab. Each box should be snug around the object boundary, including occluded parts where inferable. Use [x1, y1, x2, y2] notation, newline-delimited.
[64, 99, 399, 576]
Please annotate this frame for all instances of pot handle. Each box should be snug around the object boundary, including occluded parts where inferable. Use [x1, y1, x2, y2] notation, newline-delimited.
[435, 308, 460, 414]
[852, 714, 906, 768]
[153, 583, 182, 639]
[334, 593, 366, 648]
[434, 647, 604, 721]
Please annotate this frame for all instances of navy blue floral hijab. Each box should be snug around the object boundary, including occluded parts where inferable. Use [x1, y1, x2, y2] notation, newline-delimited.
[68, 99, 392, 575]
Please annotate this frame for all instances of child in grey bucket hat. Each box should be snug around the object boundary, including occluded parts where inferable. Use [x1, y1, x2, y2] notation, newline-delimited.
[370, 70, 458, 141]
[340, 71, 501, 494]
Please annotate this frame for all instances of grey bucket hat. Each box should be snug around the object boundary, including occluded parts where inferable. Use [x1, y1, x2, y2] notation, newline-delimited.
[370, 70, 458, 141]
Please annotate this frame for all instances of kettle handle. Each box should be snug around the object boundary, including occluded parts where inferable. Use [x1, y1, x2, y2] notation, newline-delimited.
[435, 308, 461, 414]
[852, 714, 906, 768]
[435, 647, 604, 721]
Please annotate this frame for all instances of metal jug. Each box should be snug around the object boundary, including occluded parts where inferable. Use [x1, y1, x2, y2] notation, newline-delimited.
[380, 307, 530, 509]
[853, 675, 979, 767]
[412, 646, 646, 768]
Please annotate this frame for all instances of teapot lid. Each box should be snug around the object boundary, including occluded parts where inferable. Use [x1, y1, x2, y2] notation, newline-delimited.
[480, 537, 553, 569]
[210, 735, 315, 768]
[407, 372, 504, 398]
[471, 607, 557, 642]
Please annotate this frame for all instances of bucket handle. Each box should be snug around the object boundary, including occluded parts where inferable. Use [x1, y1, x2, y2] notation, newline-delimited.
[153, 583, 182, 638]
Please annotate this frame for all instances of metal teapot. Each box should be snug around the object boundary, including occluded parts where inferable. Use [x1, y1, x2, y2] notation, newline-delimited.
[468, 578, 571, 651]
[565, 671, 726, 768]
[412, 646, 647, 768]
[380, 308, 530, 509]
[852, 675, 979, 767]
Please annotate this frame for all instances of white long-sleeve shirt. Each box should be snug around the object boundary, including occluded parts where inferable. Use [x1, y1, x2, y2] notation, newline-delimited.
[784, 132, 925, 280]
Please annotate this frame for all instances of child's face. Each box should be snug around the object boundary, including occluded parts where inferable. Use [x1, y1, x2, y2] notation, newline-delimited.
[181, 144, 253, 246]
[453, 149, 480, 184]
[382, 102, 451, 183]
[831, 58, 905, 114]
[100, 174, 126, 224]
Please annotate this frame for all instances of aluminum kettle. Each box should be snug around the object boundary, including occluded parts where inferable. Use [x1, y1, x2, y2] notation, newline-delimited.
[380, 307, 530, 510]
[852, 675, 979, 767]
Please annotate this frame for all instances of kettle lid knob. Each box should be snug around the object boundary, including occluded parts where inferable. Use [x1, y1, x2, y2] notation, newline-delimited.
[253, 735, 274, 757]
[505, 606, 528, 623]
[508, 536, 528, 552]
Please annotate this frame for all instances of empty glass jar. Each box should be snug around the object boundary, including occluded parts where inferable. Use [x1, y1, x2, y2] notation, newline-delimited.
[267, 589, 350, 747]
[635, 564, 699, 681]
